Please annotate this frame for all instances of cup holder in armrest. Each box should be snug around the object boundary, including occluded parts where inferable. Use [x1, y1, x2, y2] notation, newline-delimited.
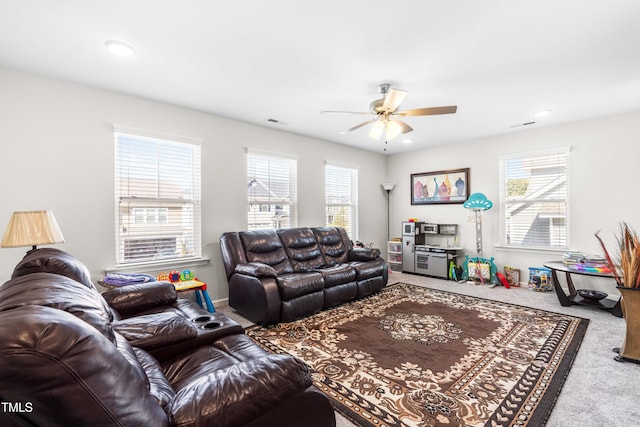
[192, 316, 211, 323]
[202, 321, 221, 329]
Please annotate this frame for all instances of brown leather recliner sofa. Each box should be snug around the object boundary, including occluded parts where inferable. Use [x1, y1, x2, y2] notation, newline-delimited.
[220, 227, 388, 325]
[0, 248, 335, 427]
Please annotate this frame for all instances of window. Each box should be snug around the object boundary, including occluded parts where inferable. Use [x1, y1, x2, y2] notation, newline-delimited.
[499, 147, 569, 249]
[325, 163, 358, 239]
[247, 151, 297, 230]
[114, 128, 201, 265]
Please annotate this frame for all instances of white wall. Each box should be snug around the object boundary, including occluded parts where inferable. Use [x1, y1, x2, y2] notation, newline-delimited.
[0, 68, 388, 300]
[387, 111, 640, 290]
[3, 67, 638, 299]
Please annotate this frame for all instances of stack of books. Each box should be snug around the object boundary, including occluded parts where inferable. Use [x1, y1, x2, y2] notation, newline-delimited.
[563, 252, 586, 266]
[563, 252, 612, 273]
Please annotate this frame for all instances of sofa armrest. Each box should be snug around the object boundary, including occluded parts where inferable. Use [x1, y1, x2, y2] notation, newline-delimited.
[169, 354, 312, 427]
[102, 281, 177, 317]
[348, 247, 381, 262]
[235, 262, 277, 278]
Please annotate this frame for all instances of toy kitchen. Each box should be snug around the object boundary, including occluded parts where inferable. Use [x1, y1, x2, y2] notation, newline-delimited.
[401, 221, 462, 279]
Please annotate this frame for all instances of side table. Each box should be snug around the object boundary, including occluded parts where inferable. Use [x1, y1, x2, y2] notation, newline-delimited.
[173, 279, 215, 313]
[544, 261, 622, 317]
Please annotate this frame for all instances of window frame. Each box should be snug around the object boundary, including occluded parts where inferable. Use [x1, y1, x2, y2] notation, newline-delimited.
[246, 149, 298, 231]
[113, 125, 203, 267]
[498, 147, 570, 251]
[325, 162, 359, 240]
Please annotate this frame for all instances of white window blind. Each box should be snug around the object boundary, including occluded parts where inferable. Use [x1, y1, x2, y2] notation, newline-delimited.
[114, 130, 201, 265]
[499, 147, 569, 249]
[325, 163, 358, 239]
[247, 151, 297, 230]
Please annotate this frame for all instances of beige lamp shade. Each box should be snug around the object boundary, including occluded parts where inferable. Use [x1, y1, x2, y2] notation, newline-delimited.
[1, 210, 65, 249]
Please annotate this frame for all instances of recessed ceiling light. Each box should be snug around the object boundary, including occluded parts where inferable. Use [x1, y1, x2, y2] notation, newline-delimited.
[105, 40, 135, 57]
[534, 109, 552, 118]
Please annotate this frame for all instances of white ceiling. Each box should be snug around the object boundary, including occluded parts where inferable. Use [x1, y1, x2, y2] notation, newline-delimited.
[1, 0, 639, 153]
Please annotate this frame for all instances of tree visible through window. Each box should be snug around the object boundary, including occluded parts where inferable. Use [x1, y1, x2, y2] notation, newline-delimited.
[325, 164, 358, 239]
[247, 151, 297, 230]
[114, 129, 201, 264]
[499, 147, 569, 249]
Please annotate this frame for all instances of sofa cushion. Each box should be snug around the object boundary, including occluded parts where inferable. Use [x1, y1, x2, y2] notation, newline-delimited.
[276, 272, 324, 300]
[278, 228, 325, 271]
[134, 347, 176, 414]
[314, 263, 356, 287]
[351, 258, 387, 280]
[240, 229, 294, 274]
[0, 272, 116, 343]
[312, 227, 351, 266]
[113, 312, 199, 351]
[167, 353, 312, 427]
[12, 247, 96, 290]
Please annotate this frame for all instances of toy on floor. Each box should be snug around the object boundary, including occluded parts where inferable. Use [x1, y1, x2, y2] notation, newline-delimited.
[461, 255, 498, 285]
[496, 272, 511, 288]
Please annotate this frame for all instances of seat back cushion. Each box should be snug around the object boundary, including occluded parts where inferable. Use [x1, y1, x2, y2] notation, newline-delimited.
[0, 272, 116, 343]
[0, 306, 169, 427]
[312, 227, 351, 266]
[239, 229, 293, 274]
[277, 228, 325, 271]
[12, 247, 96, 290]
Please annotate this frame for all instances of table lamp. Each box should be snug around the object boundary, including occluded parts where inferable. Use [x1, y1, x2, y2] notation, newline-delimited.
[1, 210, 65, 253]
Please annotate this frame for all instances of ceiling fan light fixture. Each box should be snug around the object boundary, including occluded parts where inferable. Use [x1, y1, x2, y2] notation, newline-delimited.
[368, 121, 385, 139]
[385, 120, 403, 140]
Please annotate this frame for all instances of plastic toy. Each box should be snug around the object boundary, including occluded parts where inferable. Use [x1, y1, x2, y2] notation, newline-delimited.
[462, 255, 498, 284]
[169, 270, 180, 282]
[180, 269, 194, 281]
[496, 272, 511, 288]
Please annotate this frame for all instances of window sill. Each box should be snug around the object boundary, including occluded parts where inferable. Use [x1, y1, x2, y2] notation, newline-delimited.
[493, 244, 569, 256]
[105, 257, 211, 274]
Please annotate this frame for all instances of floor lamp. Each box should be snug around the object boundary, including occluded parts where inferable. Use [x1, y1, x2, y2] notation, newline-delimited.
[382, 183, 395, 242]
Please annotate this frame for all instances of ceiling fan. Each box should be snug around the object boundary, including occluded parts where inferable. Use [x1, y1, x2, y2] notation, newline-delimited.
[322, 83, 457, 143]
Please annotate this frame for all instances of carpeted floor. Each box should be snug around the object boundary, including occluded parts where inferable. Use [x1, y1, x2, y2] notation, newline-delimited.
[218, 272, 640, 427]
[246, 283, 588, 426]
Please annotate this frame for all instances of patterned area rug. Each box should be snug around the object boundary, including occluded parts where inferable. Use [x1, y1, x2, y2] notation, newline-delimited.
[246, 283, 589, 427]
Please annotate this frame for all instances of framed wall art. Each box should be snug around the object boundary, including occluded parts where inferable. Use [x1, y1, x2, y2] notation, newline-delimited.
[411, 168, 470, 205]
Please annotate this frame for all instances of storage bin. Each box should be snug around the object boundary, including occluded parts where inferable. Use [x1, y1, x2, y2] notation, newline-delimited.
[528, 267, 553, 292]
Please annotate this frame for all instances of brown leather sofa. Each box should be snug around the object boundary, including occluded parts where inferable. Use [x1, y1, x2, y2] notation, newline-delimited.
[0, 248, 336, 427]
[220, 227, 388, 325]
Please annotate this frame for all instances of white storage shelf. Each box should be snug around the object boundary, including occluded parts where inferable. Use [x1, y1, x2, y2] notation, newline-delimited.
[387, 241, 403, 272]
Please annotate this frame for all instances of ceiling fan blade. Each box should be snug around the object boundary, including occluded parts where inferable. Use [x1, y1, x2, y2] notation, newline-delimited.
[321, 110, 372, 115]
[382, 89, 407, 112]
[396, 105, 458, 117]
[340, 119, 377, 134]
[391, 119, 413, 134]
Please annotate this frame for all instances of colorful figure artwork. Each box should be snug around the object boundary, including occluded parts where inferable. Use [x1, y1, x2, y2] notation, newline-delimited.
[455, 177, 465, 196]
[410, 168, 470, 205]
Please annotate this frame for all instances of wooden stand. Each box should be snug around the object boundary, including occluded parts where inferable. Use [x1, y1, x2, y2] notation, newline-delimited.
[614, 286, 640, 363]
